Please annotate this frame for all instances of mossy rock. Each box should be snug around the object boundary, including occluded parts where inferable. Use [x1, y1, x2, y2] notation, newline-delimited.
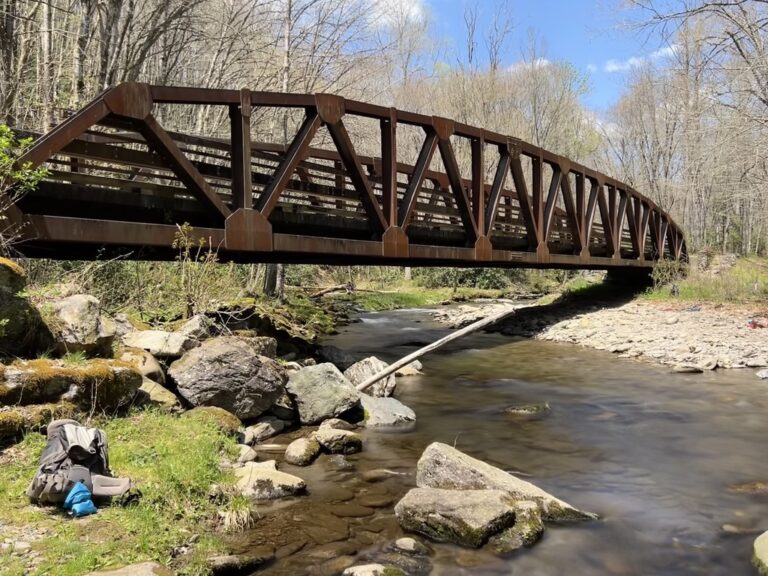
[0, 401, 79, 443]
[183, 406, 242, 436]
[0, 359, 141, 411]
[0, 257, 26, 294]
[0, 288, 51, 357]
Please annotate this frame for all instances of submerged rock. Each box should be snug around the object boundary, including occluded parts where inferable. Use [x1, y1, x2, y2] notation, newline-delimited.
[285, 363, 360, 425]
[416, 442, 596, 521]
[235, 460, 306, 500]
[169, 336, 286, 420]
[284, 437, 321, 466]
[44, 294, 116, 357]
[315, 427, 363, 454]
[395, 488, 516, 548]
[504, 402, 550, 417]
[342, 565, 404, 576]
[360, 394, 416, 427]
[344, 356, 396, 397]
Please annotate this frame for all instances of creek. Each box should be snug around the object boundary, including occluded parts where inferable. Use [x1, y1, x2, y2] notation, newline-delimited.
[246, 307, 768, 575]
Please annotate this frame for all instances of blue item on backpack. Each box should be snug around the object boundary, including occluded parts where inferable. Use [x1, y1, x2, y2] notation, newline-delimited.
[63, 481, 97, 517]
[71, 499, 97, 517]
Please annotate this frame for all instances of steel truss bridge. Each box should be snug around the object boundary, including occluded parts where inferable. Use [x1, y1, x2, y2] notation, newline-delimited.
[6, 83, 686, 269]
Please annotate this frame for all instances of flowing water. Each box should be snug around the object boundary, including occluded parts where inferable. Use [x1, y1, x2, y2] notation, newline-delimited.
[247, 307, 768, 575]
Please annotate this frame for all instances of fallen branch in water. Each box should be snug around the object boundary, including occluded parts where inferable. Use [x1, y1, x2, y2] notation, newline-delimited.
[356, 305, 518, 393]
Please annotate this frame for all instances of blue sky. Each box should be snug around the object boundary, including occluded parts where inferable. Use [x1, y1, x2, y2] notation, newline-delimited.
[421, 0, 671, 111]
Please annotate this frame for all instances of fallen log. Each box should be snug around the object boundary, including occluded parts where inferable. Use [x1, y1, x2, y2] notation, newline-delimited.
[310, 284, 352, 298]
[356, 305, 518, 393]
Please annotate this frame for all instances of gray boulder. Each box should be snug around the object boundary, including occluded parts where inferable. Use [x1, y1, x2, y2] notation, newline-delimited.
[318, 345, 360, 371]
[139, 377, 179, 411]
[755, 531, 768, 575]
[285, 363, 360, 424]
[123, 330, 197, 358]
[315, 427, 363, 454]
[45, 295, 115, 357]
[178, 314, 214, 340]
[416, 442, 595, 521]
[344, 356, 395, 397]
[284, 436, 322, 466]
[235, 460, 306, 500]
[169, 336, 286, 420]
[118, 347, 165, 385]
[360, 394, 416, 427]
[394, 488, 516, 548]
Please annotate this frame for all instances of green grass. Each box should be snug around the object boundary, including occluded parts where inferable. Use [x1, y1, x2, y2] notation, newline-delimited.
[644, 256, 768, 304]
[0, 410, 244, 576]
[330, 286, 506, 312]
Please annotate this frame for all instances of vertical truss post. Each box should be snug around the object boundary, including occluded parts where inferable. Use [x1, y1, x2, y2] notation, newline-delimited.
[229, 88, 253, 210]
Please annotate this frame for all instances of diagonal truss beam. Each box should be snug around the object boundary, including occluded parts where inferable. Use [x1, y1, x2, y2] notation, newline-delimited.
[398, 129, 438, 229]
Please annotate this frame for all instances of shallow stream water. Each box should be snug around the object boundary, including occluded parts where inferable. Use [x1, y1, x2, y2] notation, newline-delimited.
[246, 307, 768, 575]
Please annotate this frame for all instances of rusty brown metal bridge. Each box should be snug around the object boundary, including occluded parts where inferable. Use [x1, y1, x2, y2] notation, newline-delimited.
[7, 83, 686, 269]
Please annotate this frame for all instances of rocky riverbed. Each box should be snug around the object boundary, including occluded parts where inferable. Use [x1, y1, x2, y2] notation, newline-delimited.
[431, 294, 768, 377]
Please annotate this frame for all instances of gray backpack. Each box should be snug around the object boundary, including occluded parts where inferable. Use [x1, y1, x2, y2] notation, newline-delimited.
[27, 419, 132, 504]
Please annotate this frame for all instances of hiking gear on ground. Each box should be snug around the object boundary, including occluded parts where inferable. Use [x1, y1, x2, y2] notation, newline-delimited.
[63, 482, 98, 518]
[26, 419, 132, 504]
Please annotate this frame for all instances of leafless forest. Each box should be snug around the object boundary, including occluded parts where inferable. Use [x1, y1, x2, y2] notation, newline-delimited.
[1, 0, 766, 255]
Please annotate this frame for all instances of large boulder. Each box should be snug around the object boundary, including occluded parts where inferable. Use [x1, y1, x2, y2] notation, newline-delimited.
[344, 356, 395, 397]
[285, 363, 360, 425]
[235, 460, 306, 500]
[122, 330, 198, 358]
[43, 295, 116, 357]
[416, 442, 595, 521]
[0, 259, 49, 357]
[360, 394, 415, 428]
[0, 359, 141, 411]
[394, 488, 516, 548]
[756, 531, 768, 575]
[169, 336, 286, 420]
[118, 347, 165, 385]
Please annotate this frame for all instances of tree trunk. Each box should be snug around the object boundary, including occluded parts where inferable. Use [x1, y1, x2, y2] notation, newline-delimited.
[40, 0, 54, 130]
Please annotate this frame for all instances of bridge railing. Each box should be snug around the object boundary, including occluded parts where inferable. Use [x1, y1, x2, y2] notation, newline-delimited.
[7, 82, 686, 267]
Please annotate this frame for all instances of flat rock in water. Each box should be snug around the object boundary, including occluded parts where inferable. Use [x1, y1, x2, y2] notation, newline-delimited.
[235, 460, 306, 500]
[394, 488, 516, 548]
[286, 363, 360, 424]
[757, 369, 768, 380]
[755, 531, 768, 575]
[416, 442, 596, 521]
[244, 416, 288, 444]
[503, 402, 550, 417]
[85, 562, 173, 576]
[342, 565, 403, 576]
[344, 356, 396, 397]
[315, 427, 363, 454]
[284, 437, 321, 466]
[359, 394, 416, 428]
[206, 548, 274, 575]
[673, 364, 703, 374]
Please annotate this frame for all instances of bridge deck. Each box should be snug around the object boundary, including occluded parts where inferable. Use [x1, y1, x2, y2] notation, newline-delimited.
[7, 83, 686, 268]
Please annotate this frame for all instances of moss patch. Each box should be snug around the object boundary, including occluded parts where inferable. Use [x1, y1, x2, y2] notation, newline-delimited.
[0, 409, 244, 575]
[183, 406, 242, 437]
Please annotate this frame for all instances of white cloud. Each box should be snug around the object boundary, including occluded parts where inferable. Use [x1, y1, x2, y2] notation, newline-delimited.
[603, 44, 679, 73]
[507, 57, 551, 73]
[369, 0, 426, 28]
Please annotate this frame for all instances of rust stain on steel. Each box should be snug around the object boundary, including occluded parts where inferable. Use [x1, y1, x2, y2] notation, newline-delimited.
[8, 82, 687, 268]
